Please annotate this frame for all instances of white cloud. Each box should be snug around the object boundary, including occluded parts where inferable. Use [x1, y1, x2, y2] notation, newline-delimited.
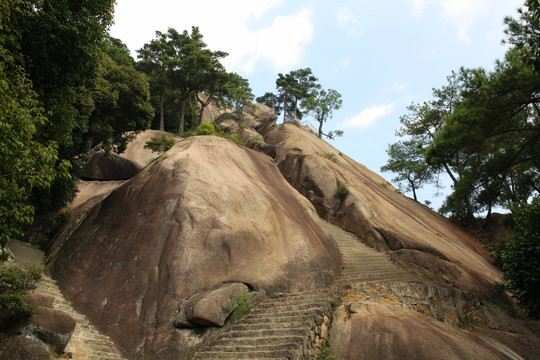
[335, 58, 350, 72]
[341, 103, 395, 129]
[391, 81, 408, 92]
[439, 0, 522, 43]
[110, 0, 313, 73]
[403, 0, 428, 18]
[336, 6, 361, 36]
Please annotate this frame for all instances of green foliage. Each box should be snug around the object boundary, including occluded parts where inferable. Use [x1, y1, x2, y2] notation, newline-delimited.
[335, 184, 350, 200]
[0, 48, 70, 260]
[86, 51, 154, 153]
[0, 265, 42, 322]
[504, 1, 540, 72]
[226, 291, 256, 325]
[381, 140, 437, 202]
[196, 122, 216, 136]
[500, 197, 540, 318]
[2, 0, 116, 214]
[256, 92, 283, 116]
[317, 339, 335, 360]
[230, 134, 246, 146]
[144, 135, 176, 154]
[482, 283, 524, 319]
[389, 8, 540, 222]
[302, 88, 343, 139]
[321, 153, 339, 163]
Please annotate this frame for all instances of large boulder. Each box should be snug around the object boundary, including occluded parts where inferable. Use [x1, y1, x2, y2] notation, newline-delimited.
[0, 335, 52, 360]
[49, 135, 340, 359]
[262, 123, 501, 294]
[330, 302, 507, 360]
[20, 307, 76, 353]
[216, 104, 276, 132]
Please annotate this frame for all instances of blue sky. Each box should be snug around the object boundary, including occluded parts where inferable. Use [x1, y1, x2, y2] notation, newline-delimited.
[111, 0, 523, 208]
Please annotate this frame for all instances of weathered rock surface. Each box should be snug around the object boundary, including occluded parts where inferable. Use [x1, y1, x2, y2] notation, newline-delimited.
[118, 129, 176, 170]
[49, 135, 340, 359]
[185, 283, 248, 327]
[82, 151, 139, 180]
[262, 123, 501, 294]
[216, 104, 276, 132]
[0, 335, 52, 360]
[20, 307, 76, 353]
[330, 302, 508, 360]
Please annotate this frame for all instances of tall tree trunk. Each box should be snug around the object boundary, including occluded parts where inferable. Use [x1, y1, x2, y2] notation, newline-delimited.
[292, 97, 298, 122]
[411, 183, 418, 202]
[196, 93, 213, 126]
[318, 118, 323, 138]
[159, 92, 164, 131]
[283, 96, 288, 123]
[179, 98, 186, 136]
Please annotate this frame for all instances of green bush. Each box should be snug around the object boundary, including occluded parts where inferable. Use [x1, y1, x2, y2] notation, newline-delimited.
[230, 134, 246, 146]
[317, 339, 335, 360]
[321, 152, 339, 163]
[196, 122, 216, 136]
[144, 135, 176, 154]
[335, 183, 350, 200]
[500, 197, 540, 318]
[226, 291, 256, 325]
[0, 265, 42, 323]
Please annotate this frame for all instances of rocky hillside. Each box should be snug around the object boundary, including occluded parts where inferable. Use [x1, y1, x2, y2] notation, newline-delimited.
[7, 104, 538, 359]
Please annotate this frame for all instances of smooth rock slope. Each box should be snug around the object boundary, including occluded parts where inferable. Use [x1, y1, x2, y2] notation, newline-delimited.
[48, 135, 340, 359]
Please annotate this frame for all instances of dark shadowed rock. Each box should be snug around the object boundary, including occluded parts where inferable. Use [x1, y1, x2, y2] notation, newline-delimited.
[20, 307, 75, 353]
[82, 151, 139, 180]
[262, 123, 501, 294]
[49, 135, 340, 359]
[0, 335, 51, 360]
[330, 302, 507, 360]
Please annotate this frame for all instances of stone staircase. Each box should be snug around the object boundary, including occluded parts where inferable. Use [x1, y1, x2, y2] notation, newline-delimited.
[193, 221, 421, 359]
[36, 275, 126, 360]
[318, 221, 420, 287]
[192, 289, 335, 359]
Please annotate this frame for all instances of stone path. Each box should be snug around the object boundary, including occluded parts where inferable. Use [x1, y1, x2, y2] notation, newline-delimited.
[8, 239, 125, 360]
[193, 221, 421, 359]
[318, 221, 420, 287]
[192, 289, 335, 359]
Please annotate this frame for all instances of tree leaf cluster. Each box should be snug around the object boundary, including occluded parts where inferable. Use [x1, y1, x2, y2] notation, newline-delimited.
[382, 1, 540, 224]
[137, 27, 254, 134]
[256, 68, 343, 139]
[1, 0, 155, 259]
[500, 197, 540, 318]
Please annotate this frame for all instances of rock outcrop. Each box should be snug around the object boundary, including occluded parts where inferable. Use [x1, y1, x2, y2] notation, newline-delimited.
[34, 106, 539, 360]
[261, 123, 501, 294]
[48, 135, 340, 359]
[118, 129, 176, 170]
[330, 302, 508, 360]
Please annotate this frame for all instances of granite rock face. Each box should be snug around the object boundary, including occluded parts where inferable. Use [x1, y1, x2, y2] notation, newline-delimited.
[330, 302, 507, 360]
[49, 135, 340, 359]
[262, 123, 501, 294]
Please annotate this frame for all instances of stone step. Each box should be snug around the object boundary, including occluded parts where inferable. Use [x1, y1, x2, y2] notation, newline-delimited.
[218, 327, 308, 339]
[194, 350, 293, 359]
[228, 321, 311, 331]
[213, 336, 305, 347]
[250, 301, 329, 314]
[341, 269, 407, 276]
[36, 275, 126, 360]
